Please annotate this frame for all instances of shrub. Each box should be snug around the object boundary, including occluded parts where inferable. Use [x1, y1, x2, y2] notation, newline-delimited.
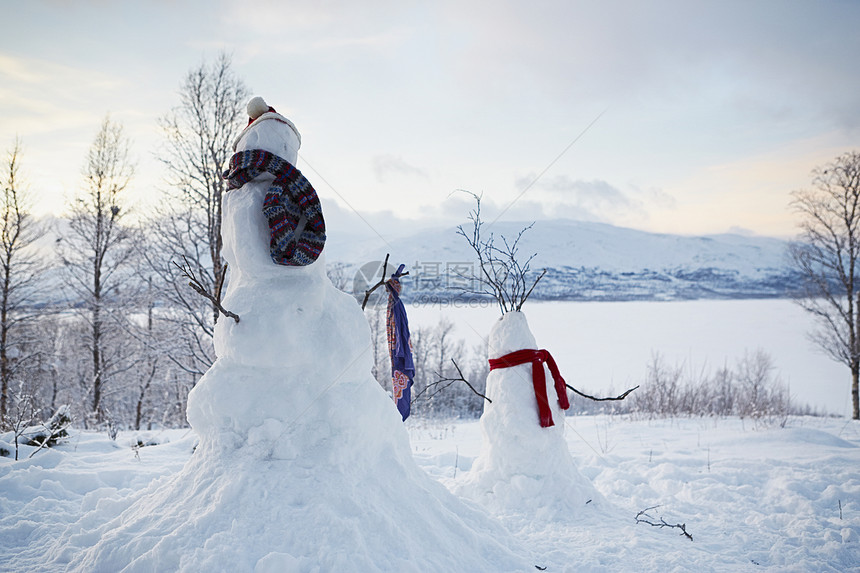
[24, 405, 72, 450]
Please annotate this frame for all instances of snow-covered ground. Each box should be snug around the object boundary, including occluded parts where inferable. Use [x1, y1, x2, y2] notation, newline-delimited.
[2, 415, 858, 572]
[4, 107, 853, 572]
[412, 415, 860, 571]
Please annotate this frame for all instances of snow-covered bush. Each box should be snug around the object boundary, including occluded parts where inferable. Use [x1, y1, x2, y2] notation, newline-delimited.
[131, 433, 165, 449]
[734, 349, 790, 423]
[409, 320, 488, 419]
[626, 351, 794, 423]
[569, 350, 801, 422]
[363, 308, 488, 419]
[24, 405, 72, 449]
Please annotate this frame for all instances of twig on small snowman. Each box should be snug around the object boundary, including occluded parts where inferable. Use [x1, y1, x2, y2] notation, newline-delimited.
[360, 253, 409, 311]
[454, 190, 546, 315]
[566, 384, 639, 402]
[635, 505, 693, 541]
[414, 363, 638, 407]
[174, 256, 239, 323]
[413, 358, 492, 405]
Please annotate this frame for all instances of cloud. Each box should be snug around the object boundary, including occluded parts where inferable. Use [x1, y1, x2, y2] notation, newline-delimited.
[372, 154, 428, 183]
[727, 226, 757, 237]
[509, 174, 676, 225]
[0, 54, 133, 136]
[537, 177, 631, 208]
[221, 1, 410, 58]
[439, 0, 860, 132]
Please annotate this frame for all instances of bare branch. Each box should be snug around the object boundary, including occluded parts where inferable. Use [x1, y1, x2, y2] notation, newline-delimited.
[567, 384, 639, 402]
[173, 257, 239, 323]
[413, 358, 492, 404]
[635, 506, 693, 541]
[362, 254, 389, 311]
[360, 253, 410, 311]
[519, 268, 547, 311]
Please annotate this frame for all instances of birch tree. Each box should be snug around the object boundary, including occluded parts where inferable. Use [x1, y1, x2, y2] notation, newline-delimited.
[59, 116, 137, 424]
[0, 138, 49, 424]
[790, 150, 860, 419]
[150, 52, 249, 374]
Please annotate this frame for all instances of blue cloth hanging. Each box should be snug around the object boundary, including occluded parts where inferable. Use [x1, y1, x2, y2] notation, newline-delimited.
[386, 264, 414, 421]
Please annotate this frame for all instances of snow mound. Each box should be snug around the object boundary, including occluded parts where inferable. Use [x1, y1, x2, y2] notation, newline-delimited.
[64, 424, 525, 572]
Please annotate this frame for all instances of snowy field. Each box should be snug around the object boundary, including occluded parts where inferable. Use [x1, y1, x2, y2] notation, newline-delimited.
[412, 415, 860, 571]
[1, 415, 858, 572]
[407, 299, 851, 416]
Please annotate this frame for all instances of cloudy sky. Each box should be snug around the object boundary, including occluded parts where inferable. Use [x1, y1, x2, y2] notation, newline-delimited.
[2, 0, 859, 238]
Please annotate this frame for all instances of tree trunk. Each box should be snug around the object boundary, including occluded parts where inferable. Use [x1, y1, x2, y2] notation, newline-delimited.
[50, 371, 58, 415]
[0, 320, 7, 422]
[853, 361, 859, 420]
[135, 388, 144, 431]
[0, 263, 10, 422]
[92, 300, 102, 421]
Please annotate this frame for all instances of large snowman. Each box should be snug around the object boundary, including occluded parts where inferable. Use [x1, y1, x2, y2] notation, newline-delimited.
[68, 98, 530, 572]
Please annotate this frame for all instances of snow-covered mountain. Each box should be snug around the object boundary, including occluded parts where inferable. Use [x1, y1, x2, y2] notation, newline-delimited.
[325, 219, 800, 302]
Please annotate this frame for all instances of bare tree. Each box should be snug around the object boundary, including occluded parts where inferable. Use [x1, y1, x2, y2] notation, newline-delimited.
[789, 151, 860, 419]
[425, 318, 460, 416]
[122, 273, 163, 430]
[0, 138, 49, 424]
[735, 349, 789, 423]
[624, 350, 792, 422]
[409, 324, 432, 414]
[141, 211, 217, 374]
[408, 318, 489, 418]
[3, 381, 37, 460]
[433, 319, 458, 378]
[58, 115, 137, 424]
[327, 262, 352, 292]
[156, 53, 249, 327]
[27, 315, 72, 417]
[143, 53, 249, 378]
[365, 304, 390, 390]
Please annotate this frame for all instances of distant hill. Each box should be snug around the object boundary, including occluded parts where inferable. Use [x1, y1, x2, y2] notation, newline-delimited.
[28, 213, 802, 304]
[325, 219, 801, 302]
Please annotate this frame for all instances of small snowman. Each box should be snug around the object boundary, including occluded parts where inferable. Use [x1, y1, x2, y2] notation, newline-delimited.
[456, 310, 603, 522]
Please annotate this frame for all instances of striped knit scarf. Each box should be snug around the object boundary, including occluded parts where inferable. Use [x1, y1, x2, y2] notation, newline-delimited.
[222, 149, 326, 266]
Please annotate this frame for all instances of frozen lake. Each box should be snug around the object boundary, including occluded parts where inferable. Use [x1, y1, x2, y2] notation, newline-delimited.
[407, 299, 852, 416]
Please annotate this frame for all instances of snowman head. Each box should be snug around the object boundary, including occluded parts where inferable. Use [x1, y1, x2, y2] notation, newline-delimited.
[232, 96, 302, 165]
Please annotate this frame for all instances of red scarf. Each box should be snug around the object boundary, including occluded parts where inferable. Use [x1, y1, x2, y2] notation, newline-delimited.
[488, 349, 570, 427]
